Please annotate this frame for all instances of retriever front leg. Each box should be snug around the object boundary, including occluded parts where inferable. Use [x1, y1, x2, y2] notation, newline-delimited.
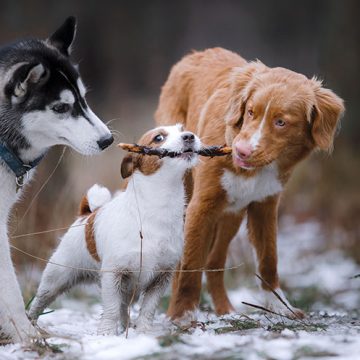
[167, 181, 226, 321]
[206, 211, 244, 315]
[247, 195, 305, 319]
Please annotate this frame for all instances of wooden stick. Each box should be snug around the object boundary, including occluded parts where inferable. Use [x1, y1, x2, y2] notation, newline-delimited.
[118, 143, 232, 158]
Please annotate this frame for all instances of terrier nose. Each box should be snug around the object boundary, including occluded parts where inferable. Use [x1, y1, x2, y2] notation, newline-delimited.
[182, 132, 195, 143]
[97, 134, 114, 150]
[235, 141, 253, 159]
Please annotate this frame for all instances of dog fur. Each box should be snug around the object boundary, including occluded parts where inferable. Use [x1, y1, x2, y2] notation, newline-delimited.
[28, 125, 200, 335]
[0, 17, 113, 342]
[155, 47, 345, 321]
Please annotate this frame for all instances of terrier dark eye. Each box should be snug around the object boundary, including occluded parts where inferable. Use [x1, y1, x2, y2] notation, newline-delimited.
[52, 103, 70, 113]
[153, 134, 165, 143]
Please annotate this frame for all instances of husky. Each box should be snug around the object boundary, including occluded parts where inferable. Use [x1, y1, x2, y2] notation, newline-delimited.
[0, 17, 113, 343]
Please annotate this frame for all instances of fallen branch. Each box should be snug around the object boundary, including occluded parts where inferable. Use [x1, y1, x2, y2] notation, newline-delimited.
[255, 274, 304, 321]
[118, 143, 232, 158]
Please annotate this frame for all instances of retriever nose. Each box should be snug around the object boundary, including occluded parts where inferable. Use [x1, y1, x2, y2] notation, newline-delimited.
[182, 132, 195, 144]
[97, 134, 114, 150]
[235, 141, 253, 159]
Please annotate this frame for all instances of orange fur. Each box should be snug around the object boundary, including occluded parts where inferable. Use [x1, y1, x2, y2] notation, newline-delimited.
[155, 47, 345, 319]
[120, 128, 168, 178]
[85, 212, 100, 262]
[79, 196, 91, 216]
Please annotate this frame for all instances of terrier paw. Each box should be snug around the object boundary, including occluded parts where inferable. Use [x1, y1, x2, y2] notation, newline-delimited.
[169, 309, 198, 328]
[97, 320, 118, 336]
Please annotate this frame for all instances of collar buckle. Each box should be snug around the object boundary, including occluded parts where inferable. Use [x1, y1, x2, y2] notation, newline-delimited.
[15, 165, 31, 192]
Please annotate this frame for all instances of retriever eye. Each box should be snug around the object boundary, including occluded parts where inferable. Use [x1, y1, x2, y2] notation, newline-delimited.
[248, 109, 254, 117]
[52, 103, 70, 113]
[153, 134, 165, 143]
[234, 117, 243, 128]
[275, 119, 286, 127]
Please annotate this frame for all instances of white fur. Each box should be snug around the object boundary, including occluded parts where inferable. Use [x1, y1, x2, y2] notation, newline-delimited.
[0, 84, 112, 343]
[77, 78, 87, 97]
[249, 101, 271, 149]
[221, 163, 282, 213]
[87, 184, 112, 212]
[20, 105, 111, 160]
[29, 125, 201, 335]
[0, 168, 38, 342]
[252, 249, 300, 318]
[59, 89, 75, 104]
[256, 287, 302, 318]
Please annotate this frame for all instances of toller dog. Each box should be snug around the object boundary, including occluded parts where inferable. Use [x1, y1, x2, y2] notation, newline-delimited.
[155, 47, 344, 321]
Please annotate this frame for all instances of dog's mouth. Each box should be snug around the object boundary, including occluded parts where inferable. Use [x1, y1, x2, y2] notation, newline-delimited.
[173, 148, 197, 161]
[233, 154, 274, 170]
[233, 155, 256, 170]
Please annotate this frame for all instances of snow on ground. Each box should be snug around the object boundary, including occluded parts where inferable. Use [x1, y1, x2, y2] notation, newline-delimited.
[1, 219, 359, 359]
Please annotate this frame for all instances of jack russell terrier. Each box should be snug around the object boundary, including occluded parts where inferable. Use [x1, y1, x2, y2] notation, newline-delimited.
[29, 125, 200, 334]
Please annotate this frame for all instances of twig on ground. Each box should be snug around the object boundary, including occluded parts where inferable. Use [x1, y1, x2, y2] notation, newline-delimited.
[242, 301, 289, 319]
[255, 273, 304, 322]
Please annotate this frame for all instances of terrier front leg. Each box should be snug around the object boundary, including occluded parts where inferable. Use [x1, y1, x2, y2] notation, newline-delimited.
[98, 272, 121, 335]
[118, 272, 133, 332]
[135, 272, 171, 332]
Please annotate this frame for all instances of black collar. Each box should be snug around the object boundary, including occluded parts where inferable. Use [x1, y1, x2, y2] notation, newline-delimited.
[0, 143, 45, 178]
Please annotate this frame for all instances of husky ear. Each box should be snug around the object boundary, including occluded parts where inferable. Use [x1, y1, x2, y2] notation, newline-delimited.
[121, 154, 138, 179]
[13, 63, 49, 99]
[48, 16, 77, 56]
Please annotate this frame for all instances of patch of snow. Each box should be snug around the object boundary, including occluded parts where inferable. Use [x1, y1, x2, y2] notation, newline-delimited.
[1, 219, 359, 359]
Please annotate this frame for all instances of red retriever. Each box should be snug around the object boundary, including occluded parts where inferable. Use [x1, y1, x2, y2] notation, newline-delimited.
[155, 47, 344, 321]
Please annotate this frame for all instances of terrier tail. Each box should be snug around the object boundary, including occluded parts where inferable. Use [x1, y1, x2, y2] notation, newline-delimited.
[78, 184, 112, 216]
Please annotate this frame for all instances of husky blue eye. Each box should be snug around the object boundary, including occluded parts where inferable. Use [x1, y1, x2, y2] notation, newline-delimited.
[153, 134, 165, 143]
[52, 103, 70, 113]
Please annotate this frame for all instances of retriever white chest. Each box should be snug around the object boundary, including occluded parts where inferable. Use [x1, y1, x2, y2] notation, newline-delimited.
[221, 164, 283, 213]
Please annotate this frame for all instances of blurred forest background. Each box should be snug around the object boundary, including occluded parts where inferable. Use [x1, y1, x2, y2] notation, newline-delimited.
[0, 0, 358, 276]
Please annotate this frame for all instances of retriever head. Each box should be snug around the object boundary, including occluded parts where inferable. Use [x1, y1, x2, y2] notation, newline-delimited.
[223, 62, 345, 171]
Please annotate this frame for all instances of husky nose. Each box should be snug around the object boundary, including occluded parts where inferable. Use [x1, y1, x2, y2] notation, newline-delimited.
[235, 141, 253, 159]
[97, 135, 114, 150]
[182, 132, 195, 144]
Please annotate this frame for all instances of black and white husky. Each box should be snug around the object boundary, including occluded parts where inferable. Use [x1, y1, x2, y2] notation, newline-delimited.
[0, 17, 113, 343]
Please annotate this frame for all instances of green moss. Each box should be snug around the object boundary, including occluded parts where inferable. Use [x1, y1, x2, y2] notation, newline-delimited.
[215, 318, 260, 334]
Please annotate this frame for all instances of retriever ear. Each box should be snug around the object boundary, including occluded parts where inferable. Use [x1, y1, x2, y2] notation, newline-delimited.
[121, 154, 137, 179]
[311, 80, 345, 152]
[224, 61, 267, 127]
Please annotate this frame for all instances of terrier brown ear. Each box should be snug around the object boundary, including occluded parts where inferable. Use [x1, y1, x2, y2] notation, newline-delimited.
[121, 154, 137, 179]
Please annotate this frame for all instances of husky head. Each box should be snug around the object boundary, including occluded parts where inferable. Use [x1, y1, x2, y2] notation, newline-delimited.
[0, 17, 113, 162]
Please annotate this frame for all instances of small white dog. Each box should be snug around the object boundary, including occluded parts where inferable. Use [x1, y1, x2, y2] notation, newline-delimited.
[29, 125, 201, 334]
